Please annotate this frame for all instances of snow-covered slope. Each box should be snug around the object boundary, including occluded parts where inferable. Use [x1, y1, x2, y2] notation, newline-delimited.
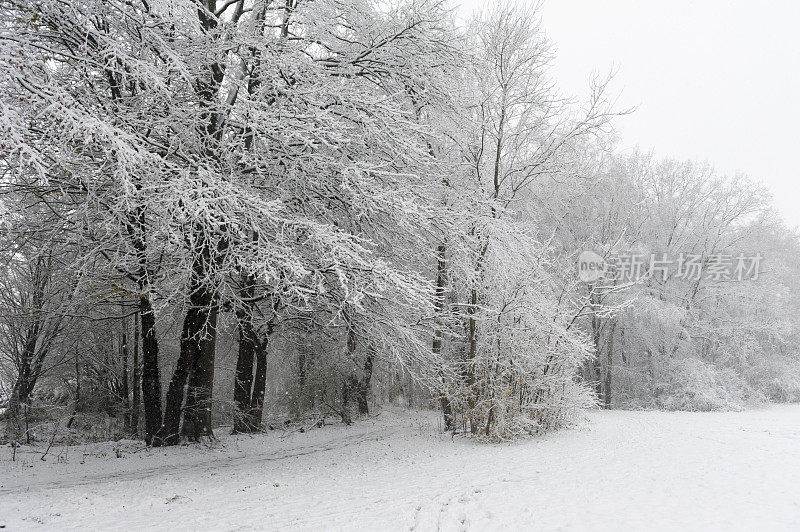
[3, 406, 800, 531]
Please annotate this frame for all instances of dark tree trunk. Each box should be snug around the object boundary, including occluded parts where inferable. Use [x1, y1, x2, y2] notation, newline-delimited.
[232, 288, 274, 434]
[432, 242, 454, 431]
[128, 198, 164, 446]
[6, 378, 24, 420]
[296, 329, 309, 413]
[247, 328, 269, 430]
[298, 350, 306, 395]
[121, 324, 131, 431]
[161, 224, 221, 445]
[356, 351, 374, 416]
[302, 340, 317, 409]
[102, 338, 112, 416]
[139, 294, 163, 446]
[6, 321, 47, 419]
[233, 306, 256, 433]
[339, 319, 358, 425]
[67, 353, 80, 429]
[590, 289, 603, 400]
[159, 308, 197, 445]
[467, 286, 478, 434]
[183, 304, 218, 442]
[604, 320, 616, 408]
[131, 311, 141, 435]
[5, 253, 60, 421]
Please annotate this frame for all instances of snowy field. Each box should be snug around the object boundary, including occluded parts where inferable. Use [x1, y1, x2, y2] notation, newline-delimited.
[3, 406, 800, 531]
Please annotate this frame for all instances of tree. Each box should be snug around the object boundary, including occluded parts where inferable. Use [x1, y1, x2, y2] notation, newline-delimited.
[2, 0, 463, 444]
[429, 2, 619, 439]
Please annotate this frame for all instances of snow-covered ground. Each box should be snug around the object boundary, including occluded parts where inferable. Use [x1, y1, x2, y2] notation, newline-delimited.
[3, 405, 800, 531]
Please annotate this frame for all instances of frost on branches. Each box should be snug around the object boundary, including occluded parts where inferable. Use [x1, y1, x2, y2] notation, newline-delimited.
[1, 0, 799, 450]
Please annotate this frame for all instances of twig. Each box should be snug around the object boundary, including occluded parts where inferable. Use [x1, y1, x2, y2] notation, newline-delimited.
[40, 419, 61, 461]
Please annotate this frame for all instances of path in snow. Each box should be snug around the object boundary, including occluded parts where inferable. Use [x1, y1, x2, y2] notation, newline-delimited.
[2, 406, 800, 531]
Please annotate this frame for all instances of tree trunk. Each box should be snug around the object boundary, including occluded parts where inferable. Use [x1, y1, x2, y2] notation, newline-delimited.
[467, 286, 478, 434]
[162, 228, 220, 445]
[5, 377, 24, 421]
[6, 323, 45, 419]
[296, 334, 310, 414]
[233, 305, 256, 433]
[592, 317, 603, 399]
[159, 308, 197, 445]
[340, 318, 358, 424]
[131, 311, 141, 435]
[298, 349, 306, 398]
[139, 293, 163, 446]
[605, 320, 616, 408]
[356, 351, 374, 416]
[183, 304, 218, 441]
[232, 294, 274, 434]
[121, 324, 131, 431]
[590, 289, 603, 400]
[247, 326, 270, 430]
[432, 242, 454, 431]
[66, 353, 80, 429]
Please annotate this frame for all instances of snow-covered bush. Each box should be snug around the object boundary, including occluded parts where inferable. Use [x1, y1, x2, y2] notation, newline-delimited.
[442, 226, 597, 441]
[653, 358, 760, 411]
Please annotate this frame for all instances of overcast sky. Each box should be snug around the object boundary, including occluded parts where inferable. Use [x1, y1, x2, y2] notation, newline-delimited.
[457, 0, 800, 228]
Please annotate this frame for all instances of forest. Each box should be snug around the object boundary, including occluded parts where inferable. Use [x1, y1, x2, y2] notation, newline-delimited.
[2, 0, 799, 451]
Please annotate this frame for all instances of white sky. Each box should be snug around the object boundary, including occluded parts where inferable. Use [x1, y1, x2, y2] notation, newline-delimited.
[456, 0, 800, 228]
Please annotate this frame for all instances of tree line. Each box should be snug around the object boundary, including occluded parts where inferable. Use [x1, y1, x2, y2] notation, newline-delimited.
[1, 0, 798, 445]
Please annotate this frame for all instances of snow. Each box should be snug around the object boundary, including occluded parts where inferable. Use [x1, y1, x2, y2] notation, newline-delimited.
[3, 405, 800, 531]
